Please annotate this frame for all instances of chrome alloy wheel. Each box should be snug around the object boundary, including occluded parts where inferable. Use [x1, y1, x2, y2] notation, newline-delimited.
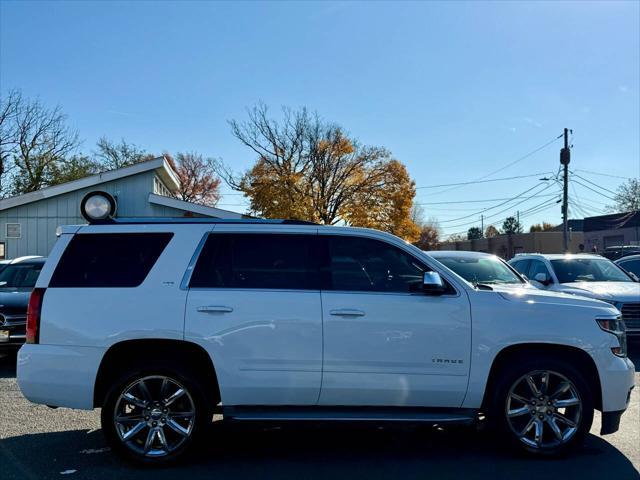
[505, 370, 582, 450]
[113, 376, 196, 458]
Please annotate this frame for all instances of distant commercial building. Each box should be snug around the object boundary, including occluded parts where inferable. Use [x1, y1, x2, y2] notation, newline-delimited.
[437, 230, 585, 260]
[0, 157, 246, 259]
[583, 211, 640, 252]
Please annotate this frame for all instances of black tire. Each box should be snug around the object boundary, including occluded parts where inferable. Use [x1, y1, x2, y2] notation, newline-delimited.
[101, 363, 210, 466]
[490, 357, 594, 456]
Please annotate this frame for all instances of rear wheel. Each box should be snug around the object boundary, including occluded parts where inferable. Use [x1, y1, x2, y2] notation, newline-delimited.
[101, 368, 208, 465]
[492, 359, 593, 455]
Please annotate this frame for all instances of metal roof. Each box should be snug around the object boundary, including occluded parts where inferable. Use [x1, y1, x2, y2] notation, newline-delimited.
[0, 157, 179, 211]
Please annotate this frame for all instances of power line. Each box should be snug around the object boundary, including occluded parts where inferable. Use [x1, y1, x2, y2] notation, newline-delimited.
[423, 133, 563, 197]
[440, 184, 560, 230]
[415, 172, 553, 190]
[572, 180, 617, 201]
[443, 198, 560, 238]
[574, 169, 635, 180]
[438, 182, 553, 224]
[415, 193, 559, 206]
[571, 173, 619, 196]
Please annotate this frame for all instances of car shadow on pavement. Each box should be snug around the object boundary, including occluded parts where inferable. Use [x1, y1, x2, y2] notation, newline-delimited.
[1, 423, 638, 480]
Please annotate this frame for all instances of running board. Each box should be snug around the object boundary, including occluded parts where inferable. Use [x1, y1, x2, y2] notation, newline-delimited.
[222, 406, 477, 424]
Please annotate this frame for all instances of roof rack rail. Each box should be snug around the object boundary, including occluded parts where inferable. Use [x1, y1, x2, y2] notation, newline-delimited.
[89, 217, 318, 226]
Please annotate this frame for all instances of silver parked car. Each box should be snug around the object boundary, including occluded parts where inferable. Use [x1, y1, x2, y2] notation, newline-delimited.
[509, 254, 640, 337]
[616, 254, 640, 280]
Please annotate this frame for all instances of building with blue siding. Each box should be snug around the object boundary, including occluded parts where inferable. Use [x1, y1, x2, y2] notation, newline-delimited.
[0, 157, 245, 259]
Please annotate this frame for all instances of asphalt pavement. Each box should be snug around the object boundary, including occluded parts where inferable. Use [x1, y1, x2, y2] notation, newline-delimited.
[1, 346, 638, 480]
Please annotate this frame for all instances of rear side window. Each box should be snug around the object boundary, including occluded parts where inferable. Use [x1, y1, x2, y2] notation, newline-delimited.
[50, 233, 173, 288]
[190, 234, 319, 290]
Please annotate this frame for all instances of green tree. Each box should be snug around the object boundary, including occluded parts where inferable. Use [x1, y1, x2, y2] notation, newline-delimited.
[608, 178, 640, 212]
[502, 216, 523, 235]
[49, 155, 101, 185]
[467, 226, 483, 240]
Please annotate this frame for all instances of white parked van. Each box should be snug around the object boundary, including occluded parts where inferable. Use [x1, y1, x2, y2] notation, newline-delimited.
[17, 195, 635, 464]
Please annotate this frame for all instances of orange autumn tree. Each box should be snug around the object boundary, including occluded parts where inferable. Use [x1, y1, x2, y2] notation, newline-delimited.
[220, 104, 420, 242]
[165, 152, 222, 206]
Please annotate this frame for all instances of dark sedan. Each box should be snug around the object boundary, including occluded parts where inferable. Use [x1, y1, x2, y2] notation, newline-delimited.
[0, 257, 45, 351]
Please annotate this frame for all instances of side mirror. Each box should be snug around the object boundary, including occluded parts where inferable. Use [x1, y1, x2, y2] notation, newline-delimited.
[534, 273, 552, 285]
[423, 271, 446, 295]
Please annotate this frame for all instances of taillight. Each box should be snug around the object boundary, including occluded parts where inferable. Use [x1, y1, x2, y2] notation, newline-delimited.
[26, 288, 46, 344]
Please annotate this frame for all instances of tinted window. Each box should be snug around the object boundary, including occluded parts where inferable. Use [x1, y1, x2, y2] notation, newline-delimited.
[510, 259, 530, 275]
[619, 259, 640, 277]
[50, 233, 173, 288]
[435, 255, 523, 285]
[0, 262, 43, 289]
[528, 260, 552, 280]
[325, 236, 427, 293]
[550, 258, 632, 283]
[190, 234, 319, 290]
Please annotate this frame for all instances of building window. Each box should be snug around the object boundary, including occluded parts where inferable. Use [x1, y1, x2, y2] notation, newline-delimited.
[0, 242, 5, 259]
[154, 176, 172, 197]
[6, 223, 21, 239]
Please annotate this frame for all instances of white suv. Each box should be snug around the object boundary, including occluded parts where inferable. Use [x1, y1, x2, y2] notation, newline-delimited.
[18, 216, 635, 464]
[508, 254, 640, 337]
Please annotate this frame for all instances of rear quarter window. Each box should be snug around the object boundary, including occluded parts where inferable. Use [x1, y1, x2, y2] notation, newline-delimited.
[50, 233, 173, 288]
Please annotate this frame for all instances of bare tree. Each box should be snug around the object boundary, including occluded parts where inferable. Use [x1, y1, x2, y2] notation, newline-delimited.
[222, 104, 420, 240]
[608, 179, 640, 212]
[410, 203, 426, 227]
[413, 218, 441, 250]
[95, 137, 153, 170]
[7, 93, 80, 194]
[165, 152, 222, 206]
[0, 90, 23, 195]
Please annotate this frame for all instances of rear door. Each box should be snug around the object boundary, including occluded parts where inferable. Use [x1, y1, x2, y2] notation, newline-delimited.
[318, 233, 471, 407]
[184, 227, 323, 406]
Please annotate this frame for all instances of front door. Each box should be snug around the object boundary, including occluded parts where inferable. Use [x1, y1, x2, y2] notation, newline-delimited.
[184, 229, 322, 406]
[318, 234, 471, 407]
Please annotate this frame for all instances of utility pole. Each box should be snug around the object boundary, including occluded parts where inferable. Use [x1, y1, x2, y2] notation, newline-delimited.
[481, 214, 484, 235]
[560, 128, 571, 253]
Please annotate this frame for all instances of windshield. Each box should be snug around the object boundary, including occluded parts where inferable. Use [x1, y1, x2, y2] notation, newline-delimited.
[0, 263, 43, 289]
[434, 256, 524, 285]
[551, 258, 632, 283]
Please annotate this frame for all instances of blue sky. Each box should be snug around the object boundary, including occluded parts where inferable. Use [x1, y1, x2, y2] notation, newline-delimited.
[1, 1, 638, 235]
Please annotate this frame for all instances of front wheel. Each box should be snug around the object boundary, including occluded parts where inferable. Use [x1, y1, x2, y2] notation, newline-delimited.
[101, 369, 206, 465]
[492, 359, 594, 455]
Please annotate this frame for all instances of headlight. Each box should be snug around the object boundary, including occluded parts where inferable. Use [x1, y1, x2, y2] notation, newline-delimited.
[596, 317, 627, 357]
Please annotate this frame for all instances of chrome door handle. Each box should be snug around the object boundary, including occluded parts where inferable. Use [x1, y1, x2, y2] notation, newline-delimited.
[197, 306, 234, 313]
[330, 309, 365, 317]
